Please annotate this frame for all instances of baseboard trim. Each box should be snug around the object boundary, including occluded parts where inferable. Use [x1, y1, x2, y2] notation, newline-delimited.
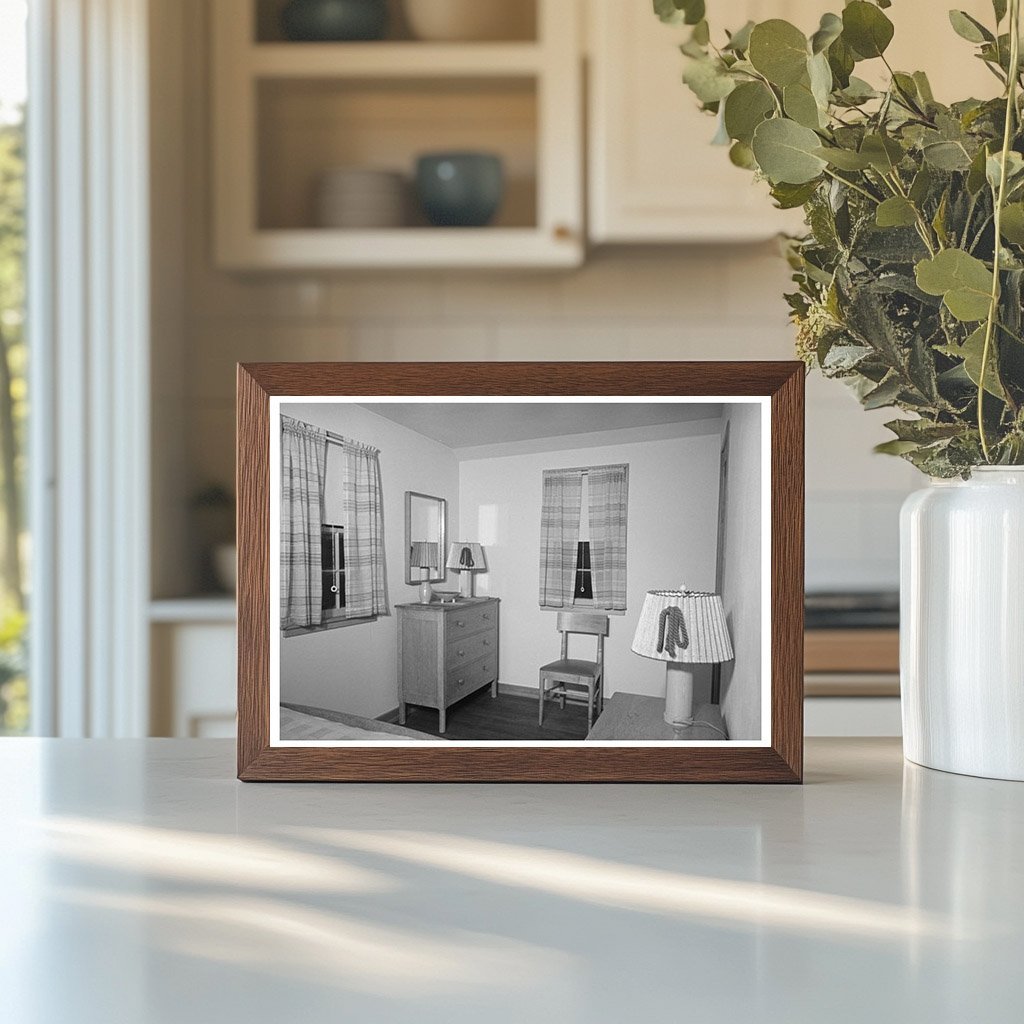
[376, 707, 400, 724]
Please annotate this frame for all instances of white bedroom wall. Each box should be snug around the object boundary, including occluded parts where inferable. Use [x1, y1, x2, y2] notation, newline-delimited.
[458, 423, 721, 702]
[718, 402, 763, 741]
[279, 402, 459, 718]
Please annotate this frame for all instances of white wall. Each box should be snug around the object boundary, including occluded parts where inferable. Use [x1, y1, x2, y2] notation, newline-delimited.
[458, 424, 721, 702]
[279, 402, 459, 718]
[718, 403, 762, 741]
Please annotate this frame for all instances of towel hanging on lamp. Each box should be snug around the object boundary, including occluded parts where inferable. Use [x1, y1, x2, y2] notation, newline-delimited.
[631, 586, 734, 728]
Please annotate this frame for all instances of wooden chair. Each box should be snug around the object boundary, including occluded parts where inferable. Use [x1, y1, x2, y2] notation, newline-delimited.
[538, 612, 609, 731]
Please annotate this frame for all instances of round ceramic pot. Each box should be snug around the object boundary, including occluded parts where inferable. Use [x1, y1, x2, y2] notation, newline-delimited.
[900, 467, 1024, 780]
[281, 0, 388, 41]
[415, 152, 504, 227]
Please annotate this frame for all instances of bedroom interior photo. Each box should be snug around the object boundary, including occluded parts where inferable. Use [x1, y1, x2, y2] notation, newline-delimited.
[276, 399, 765, 744]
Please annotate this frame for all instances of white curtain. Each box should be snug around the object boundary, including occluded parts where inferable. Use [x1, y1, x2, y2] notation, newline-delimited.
[280, 416, 327, 629]
[539, 469, 583, 607]
[589, 465, 629, 611]
[340, 440, 390, 619]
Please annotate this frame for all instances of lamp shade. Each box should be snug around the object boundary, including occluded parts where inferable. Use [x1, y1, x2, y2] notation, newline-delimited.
[409, 541, 439, 569]
[446, 542, 486, 572]
[631, 588, 734, 664]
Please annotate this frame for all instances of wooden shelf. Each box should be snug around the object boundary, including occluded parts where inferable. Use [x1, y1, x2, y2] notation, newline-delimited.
[218, 226, 579, 270]
[805, 629, 900, 675]
[249, 42, 544, 79]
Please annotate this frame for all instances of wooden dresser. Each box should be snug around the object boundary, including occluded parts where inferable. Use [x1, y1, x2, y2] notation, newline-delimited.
[396, 598, 500, 733]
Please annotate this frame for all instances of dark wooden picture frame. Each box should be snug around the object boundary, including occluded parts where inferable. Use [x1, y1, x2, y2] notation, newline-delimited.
[237, 362, 804, 782]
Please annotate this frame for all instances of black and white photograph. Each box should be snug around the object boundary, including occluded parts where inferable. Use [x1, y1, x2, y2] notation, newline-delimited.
[270, 397, 770, 746]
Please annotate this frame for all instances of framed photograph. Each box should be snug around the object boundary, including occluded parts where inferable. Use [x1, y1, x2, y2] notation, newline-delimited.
[237, 362, 804, 782]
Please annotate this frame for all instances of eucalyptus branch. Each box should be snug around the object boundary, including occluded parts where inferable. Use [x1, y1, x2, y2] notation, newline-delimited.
[822, 168, 881, 205]
[978, 0, 1021, 462]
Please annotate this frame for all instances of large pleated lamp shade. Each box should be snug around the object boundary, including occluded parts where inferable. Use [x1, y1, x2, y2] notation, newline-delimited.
[631, 587, 734, 728]
[446, 542, 486, 597]
[410, 541, 439, 604]
[410, 541, 439, 569]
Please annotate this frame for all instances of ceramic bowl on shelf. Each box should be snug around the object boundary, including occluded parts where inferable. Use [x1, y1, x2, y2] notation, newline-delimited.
[402, 0, 534, 41]
[415, 152, 504, 227]
[280, 0, 388, 42]
[315, 167, 408, 229]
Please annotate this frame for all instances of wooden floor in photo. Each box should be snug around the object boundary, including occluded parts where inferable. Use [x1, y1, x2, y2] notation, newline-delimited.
[382, 689, 590, 741]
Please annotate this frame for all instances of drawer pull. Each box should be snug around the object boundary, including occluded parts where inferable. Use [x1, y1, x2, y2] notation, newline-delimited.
[455, 620, 465, 627]
[482, 613, 491, 620]
[483, 640, 491, 647]
[457, 678, 464, 685]
[457, 649, 465, 657]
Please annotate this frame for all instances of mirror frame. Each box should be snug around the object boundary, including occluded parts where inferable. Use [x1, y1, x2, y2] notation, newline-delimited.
[404, 491, 447, 586]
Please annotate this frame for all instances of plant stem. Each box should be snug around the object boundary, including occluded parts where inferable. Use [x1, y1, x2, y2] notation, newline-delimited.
[979, 0, 1021, 462]
[822, 167, 881, 205]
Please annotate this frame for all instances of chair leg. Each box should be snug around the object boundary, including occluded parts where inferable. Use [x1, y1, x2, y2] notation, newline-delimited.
[538, 676, 545, 726]
[587, 685, 594, 731]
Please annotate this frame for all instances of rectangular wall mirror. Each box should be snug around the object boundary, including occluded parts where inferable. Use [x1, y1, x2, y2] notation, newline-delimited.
[405, 491, 447, 586]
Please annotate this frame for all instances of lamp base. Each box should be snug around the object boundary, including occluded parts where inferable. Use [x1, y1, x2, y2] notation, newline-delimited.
[459, 572, 474, 598]
[419, 580, 433, 604]
[664, 664, 695, 728]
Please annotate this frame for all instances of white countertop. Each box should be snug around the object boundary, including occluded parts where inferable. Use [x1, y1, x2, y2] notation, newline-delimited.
[1, 738, 1021, 1023]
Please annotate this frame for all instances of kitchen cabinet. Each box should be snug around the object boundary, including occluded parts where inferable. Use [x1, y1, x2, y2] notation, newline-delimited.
[211, 0, 583, 269]
[586, 0, 997, 244]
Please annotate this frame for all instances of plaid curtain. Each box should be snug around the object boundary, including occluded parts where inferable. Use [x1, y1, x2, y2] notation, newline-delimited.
[539, 469, 583, 607]
[589, 464, 629, 611]
[341, 440, 390, 619]
[281, 415, 327, 629]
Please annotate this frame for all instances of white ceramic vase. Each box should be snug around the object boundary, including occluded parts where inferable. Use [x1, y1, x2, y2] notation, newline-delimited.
[900, 467, 1024, 781]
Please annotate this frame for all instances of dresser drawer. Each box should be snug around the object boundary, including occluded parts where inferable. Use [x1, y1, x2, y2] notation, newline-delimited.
[446, 654, 497, 703]
[446, 603, 496, 642]
[446, 628, 495, 668]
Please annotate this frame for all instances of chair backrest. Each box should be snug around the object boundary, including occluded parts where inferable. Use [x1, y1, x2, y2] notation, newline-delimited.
[555, 612, 609, 667]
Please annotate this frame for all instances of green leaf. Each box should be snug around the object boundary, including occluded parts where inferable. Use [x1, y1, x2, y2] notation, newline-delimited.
[751, 118, 828, 184]
[1000, 203, 1024, 244]
[875, 439, 922, 455]
[967, 144, 991, 193]
[724, 20, 755, 53]
[993, 0, 1008, 24]
[986, 150, 1024, 191]
[653, 0, 705, 26]
[909, 164, 933, 205]
[923, 140, 973, 171]
[913, 71, 935, 104]
[784, 80, 824, 129]
[842, 1, 895, 59]
[948, 10, 994, 44]
[748, 20, 809, 86]
[807, 51, 833, 109]
[876, 197, 918, 228]
[682, 57, 736, 104]
[915, 249, 994, 322]
[939, 326, 1006, 398]
[827, 35, 856, 88]
[861, 133, 904, 173]
[810, 12, 843, 54]
[729, 140, 757, 169]
[771, 180, 820, 209]
[814, 146, 872, 170]
[723, 81, 775, 144]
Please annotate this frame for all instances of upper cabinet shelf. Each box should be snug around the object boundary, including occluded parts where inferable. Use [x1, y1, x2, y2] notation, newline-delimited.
[211, 0, 582, 270]
[248, 42, 545, 78]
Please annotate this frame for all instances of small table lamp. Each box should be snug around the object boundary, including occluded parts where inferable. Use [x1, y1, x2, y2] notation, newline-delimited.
[446, 542, 486, 598]
[410, 541, 439, 604]
[631, 586, 734, 728]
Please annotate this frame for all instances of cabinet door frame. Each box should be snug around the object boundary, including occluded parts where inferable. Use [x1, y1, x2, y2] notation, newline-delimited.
[211, 0, 584, 269]
[587, 0, 802, 244]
